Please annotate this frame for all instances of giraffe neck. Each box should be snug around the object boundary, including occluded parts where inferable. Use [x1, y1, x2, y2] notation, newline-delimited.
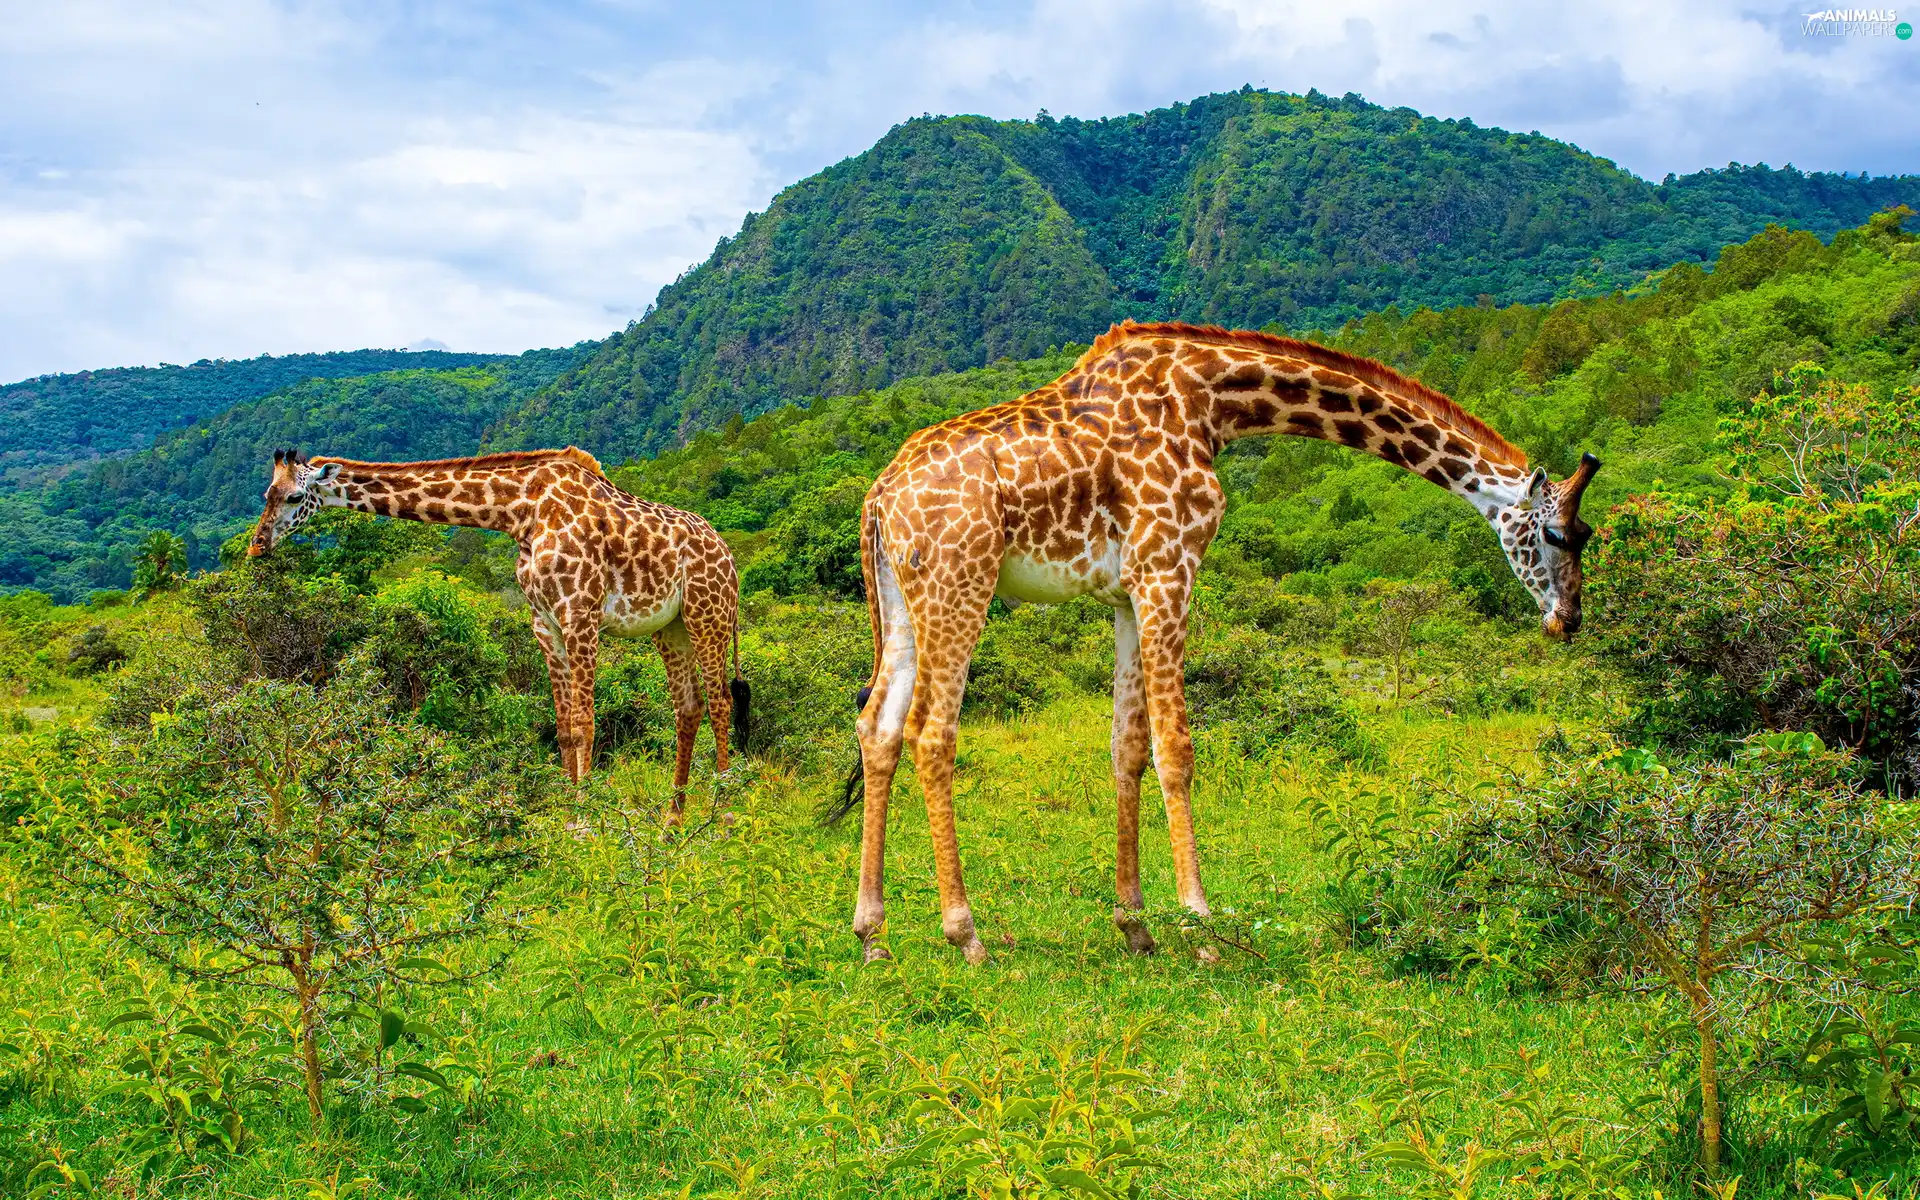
[1197, 351, 1532, 515]
[313, 460, 543, 539]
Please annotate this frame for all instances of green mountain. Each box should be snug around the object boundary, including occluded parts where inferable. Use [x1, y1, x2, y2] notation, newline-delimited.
[0, 348, 518, 484]
[3, 345, 594, 598]
[488, 88, 1920, 462]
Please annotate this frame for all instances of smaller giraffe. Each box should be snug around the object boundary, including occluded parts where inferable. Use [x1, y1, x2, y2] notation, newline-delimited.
[250, 447, 748, 811]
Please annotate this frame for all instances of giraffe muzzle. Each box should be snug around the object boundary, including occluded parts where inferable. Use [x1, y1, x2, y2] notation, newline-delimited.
[1542, 610, 1582, 641]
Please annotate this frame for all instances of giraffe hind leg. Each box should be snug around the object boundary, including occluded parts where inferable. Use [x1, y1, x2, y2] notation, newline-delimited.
[899, 557, 995, 966]
[654, 619, 702, 826]
[852, 537, 915, 962]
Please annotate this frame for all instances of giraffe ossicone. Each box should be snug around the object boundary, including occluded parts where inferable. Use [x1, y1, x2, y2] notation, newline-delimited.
[250, 446, 748, 813]
[837, 321, 1601, 963]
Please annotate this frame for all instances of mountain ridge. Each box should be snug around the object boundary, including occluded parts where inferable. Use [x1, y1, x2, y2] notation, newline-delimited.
[485, 88, 1919, 463]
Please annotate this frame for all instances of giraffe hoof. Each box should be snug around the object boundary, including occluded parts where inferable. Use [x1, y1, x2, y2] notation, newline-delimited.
[960, 939, 990, 966]
[862, 942, 892, 964]
[1113, 908, 1157, 955]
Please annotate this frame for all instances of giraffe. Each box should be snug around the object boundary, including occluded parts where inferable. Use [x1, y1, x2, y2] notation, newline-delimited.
[248, 447, 749, 812]
[834, 321, 1599, 963]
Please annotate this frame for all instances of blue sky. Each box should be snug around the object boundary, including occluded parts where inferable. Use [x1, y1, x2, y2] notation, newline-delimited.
[1, 1, 1914, 381]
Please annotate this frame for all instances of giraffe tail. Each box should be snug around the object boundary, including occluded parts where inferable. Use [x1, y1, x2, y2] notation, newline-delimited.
[822, 508, 882, 827]
[729, 610, 750, 752]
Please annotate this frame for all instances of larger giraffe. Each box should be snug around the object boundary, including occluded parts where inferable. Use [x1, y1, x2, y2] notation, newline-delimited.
[249, 447, 748, 810]
[838, 321, 1599, 963]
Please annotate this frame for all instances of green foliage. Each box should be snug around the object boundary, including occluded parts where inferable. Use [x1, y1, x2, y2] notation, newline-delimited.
[128, 530, 186, 599]
[49, 659, 541, 1126]
[1796, 920, 1920, 1174]
[1591, 366, 1920, 788]
[1464, 734, 1920, 1172]
[366, 569, 542, 737]
[1184, 628, 1372, 762]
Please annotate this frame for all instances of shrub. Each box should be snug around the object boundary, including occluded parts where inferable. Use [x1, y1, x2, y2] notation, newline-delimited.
[64, 625, 128, 675]
[191, 556, 373, 684]
[1183, 627, 1373, 762]
[1590, 366, 1920, 789]
[734, 597, 873, 768]
[1464, 733, 1920, 1174]
[590, 648, 676, 763]
[367, 569, 534, 736]
[50, 659, 543, 1129]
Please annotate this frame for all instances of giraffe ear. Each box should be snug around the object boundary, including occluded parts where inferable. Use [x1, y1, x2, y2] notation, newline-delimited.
[1520, 468, 1549, 508]
[313, 462, 340, 482]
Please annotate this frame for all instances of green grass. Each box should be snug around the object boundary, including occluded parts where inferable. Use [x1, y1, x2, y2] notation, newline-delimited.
[10, 683, 1856, 1199]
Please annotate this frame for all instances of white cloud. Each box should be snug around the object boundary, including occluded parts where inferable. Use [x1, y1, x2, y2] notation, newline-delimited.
[0, 0, 1912, 381]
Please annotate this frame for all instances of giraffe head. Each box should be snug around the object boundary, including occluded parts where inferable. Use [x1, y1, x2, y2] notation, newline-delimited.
[248, 449, 341, 557]
[1494, 452, 1600, 640]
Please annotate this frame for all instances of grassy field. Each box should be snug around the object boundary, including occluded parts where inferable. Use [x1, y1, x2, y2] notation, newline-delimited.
[5, 669, 1855, 1200]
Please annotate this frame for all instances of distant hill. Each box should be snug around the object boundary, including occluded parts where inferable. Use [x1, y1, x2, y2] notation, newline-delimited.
[0, 348, 527, 484]
[487, 87, 1920, 462]
[2, 343, 595, 597]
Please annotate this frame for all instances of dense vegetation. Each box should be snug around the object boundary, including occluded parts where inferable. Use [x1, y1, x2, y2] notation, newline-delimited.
[494, 88, 1920, 460]
[0, 348, 514, 482]
[0, 345, 596, 598]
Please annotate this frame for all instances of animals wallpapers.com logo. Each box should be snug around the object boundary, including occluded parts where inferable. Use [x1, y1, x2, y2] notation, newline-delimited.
[1801, 7, 1913, 35]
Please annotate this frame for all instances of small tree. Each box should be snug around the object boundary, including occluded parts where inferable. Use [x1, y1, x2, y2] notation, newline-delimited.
[1470, 734, 1919, 1174]
[1351, 579, 1454, 703]
[131, 530, 189, 598]
[56, 658, 540, 1127]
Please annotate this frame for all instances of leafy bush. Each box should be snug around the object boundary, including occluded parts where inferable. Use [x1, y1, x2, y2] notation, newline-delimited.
[589, 649, 676, 763]
[966, 599, 1113, 719]
[51, 659, 544, 1128]
[366, 570, 541, 737]
[1591, 366, 1920, 788]
[63, 625, 127, 675]
[1463, 733, 1920, 1173]
[1183, 627, 1373, 762]
[734, 598, 873, 769]
[190, 557, 373, 685]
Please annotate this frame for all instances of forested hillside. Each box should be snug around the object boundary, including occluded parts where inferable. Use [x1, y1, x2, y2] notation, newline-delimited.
[491, 87, 1920, 461]
[0, 344, 594, 597]
[0, 347, 513, 482]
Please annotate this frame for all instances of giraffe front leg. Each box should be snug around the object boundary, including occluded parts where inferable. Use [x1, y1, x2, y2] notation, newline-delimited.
[531, 613, 579, 781]
[1111, 602, 1157, 955]
[653, 621, 702, 826]
[562, 617, 601, 783]
[1134, 583, 1212, 931]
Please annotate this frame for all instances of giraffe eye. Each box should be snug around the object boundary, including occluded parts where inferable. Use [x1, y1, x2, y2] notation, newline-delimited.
[287, 489, 307, 503]
[1542, 527, 1568, 549]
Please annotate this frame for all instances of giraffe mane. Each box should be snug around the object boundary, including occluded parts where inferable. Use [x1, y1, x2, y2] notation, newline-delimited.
[1077, 320, 1528, 469]
[308, 446, 607, 477]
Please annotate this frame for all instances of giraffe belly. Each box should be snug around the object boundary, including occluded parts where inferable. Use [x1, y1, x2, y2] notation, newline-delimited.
[601, 587, 684, 637]
[995, 549, 1123, 606]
